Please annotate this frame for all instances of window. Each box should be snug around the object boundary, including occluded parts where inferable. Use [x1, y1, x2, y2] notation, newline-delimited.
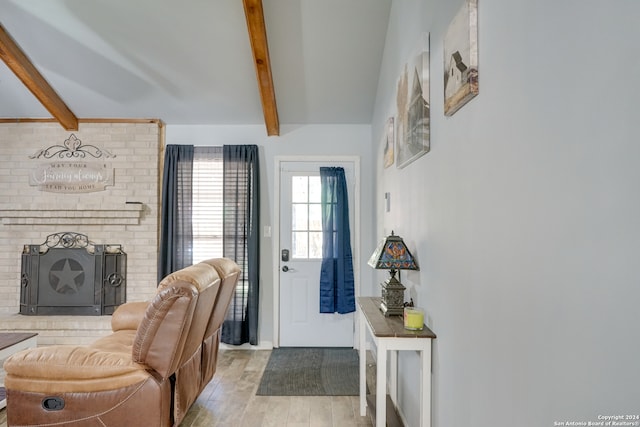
[192, 148, 223, 263]
[291, 175, 322, 259]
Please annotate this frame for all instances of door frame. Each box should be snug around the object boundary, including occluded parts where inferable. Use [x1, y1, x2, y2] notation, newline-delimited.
[273, 155, 361, 348]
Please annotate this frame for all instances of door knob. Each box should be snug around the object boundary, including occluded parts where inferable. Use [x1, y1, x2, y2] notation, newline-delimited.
[282, 265, 289, 272]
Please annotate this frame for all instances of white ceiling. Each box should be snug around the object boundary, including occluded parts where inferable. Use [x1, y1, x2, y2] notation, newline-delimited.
[0, 0, 392, 129]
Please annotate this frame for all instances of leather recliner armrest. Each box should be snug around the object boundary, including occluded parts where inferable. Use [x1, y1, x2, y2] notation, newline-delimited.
[3, 345, 150, 394]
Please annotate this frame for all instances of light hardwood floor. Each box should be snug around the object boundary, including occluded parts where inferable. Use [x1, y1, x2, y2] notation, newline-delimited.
[0, 350, 374, 427]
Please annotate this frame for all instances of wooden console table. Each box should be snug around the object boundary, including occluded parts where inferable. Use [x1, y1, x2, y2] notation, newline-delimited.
[0, 332, 38, 409]
[357, 297, 436, 427]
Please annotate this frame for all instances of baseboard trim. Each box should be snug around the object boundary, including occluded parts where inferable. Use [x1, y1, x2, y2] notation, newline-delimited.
[220, 341, 273, 350]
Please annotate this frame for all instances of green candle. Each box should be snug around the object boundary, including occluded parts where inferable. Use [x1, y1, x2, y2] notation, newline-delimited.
[403, 307, 424, 330]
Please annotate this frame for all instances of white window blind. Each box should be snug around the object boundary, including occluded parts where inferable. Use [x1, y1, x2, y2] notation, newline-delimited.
[192, 149, 223, 263]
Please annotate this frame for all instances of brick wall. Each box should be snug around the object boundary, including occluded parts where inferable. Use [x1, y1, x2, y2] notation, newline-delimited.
[0, 122, 162, 345]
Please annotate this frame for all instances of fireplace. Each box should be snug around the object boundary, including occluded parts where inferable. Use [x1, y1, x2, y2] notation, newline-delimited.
[20, 232, 126, 315]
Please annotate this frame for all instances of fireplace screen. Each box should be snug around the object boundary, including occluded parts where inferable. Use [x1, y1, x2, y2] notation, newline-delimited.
[20, 232, 126, 315]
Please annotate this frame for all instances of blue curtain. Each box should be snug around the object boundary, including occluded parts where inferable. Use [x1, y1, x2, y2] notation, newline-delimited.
[319, 167, 355, 314]
[158, 144, 260, 346]
[157, 145, 193, 282]
[220, 145, 260, 345]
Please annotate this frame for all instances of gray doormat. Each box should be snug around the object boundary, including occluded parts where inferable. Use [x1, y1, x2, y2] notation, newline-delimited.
[256, 347, 360, 396]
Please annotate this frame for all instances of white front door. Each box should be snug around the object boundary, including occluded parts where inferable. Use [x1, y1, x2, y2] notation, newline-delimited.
[278, 161, 356, 347]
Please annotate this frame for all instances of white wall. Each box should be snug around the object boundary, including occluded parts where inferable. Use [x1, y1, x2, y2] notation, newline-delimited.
[371, 0, 640, 426]
[165, 124, 376, 348]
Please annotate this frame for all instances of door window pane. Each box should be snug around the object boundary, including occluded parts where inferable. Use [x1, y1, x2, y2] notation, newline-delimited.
[292, 204, 308, 231]
[309, 176, 321, 203]
[292, 176, 309, 203]
[309, 204, 322, 230]
[290, 174, 322, 259]
[309, 232, 323, 258]
[292, 232, 309, 258]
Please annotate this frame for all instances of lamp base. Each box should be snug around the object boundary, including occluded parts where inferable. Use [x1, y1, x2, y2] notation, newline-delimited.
[380, 300, 404, 317]
[379, 273, 406, 317]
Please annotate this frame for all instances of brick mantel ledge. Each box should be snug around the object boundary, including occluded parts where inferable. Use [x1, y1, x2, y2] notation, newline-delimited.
[0, 203, 145, 226]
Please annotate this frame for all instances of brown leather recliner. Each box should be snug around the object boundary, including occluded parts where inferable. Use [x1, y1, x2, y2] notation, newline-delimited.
[3, 257, 241, 427]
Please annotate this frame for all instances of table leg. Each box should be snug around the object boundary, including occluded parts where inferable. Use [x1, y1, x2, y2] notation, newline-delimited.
[420, 343, 432, 427]
[389, 349, 398, 404]
[376, 341, 387, 427]
[359, 308, 367, 416]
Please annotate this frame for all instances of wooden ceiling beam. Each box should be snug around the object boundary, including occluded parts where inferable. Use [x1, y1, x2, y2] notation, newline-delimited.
[0, 24, 78, 131]
[243, 0, 279, 136]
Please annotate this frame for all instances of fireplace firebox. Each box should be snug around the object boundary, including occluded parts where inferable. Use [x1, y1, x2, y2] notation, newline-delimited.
[20, 232, 126, 315]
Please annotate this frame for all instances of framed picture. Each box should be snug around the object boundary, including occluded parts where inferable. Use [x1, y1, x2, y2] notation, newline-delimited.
[383, 117, 394, 168]
[444, 0, 478, 116]
[396, 33, 430, 169]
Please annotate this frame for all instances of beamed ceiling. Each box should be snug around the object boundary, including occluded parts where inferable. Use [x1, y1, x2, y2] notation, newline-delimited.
[0, 0, 392, 136]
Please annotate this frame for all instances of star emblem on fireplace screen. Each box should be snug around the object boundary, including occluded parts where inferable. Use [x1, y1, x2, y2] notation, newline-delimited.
[49, 258, 85, 294]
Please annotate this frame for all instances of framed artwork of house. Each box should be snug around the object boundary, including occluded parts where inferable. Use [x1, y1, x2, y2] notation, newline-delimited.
[444, 0, 479, 116]
[383, 117, 394, 169]
[395, 32, 430, 169]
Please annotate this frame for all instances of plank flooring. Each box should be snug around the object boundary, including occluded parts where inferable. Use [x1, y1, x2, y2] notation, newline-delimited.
[0, 350, 374, 427]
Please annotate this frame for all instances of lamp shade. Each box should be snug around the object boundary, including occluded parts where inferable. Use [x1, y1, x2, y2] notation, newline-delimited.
[368, 231, 418, 271]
